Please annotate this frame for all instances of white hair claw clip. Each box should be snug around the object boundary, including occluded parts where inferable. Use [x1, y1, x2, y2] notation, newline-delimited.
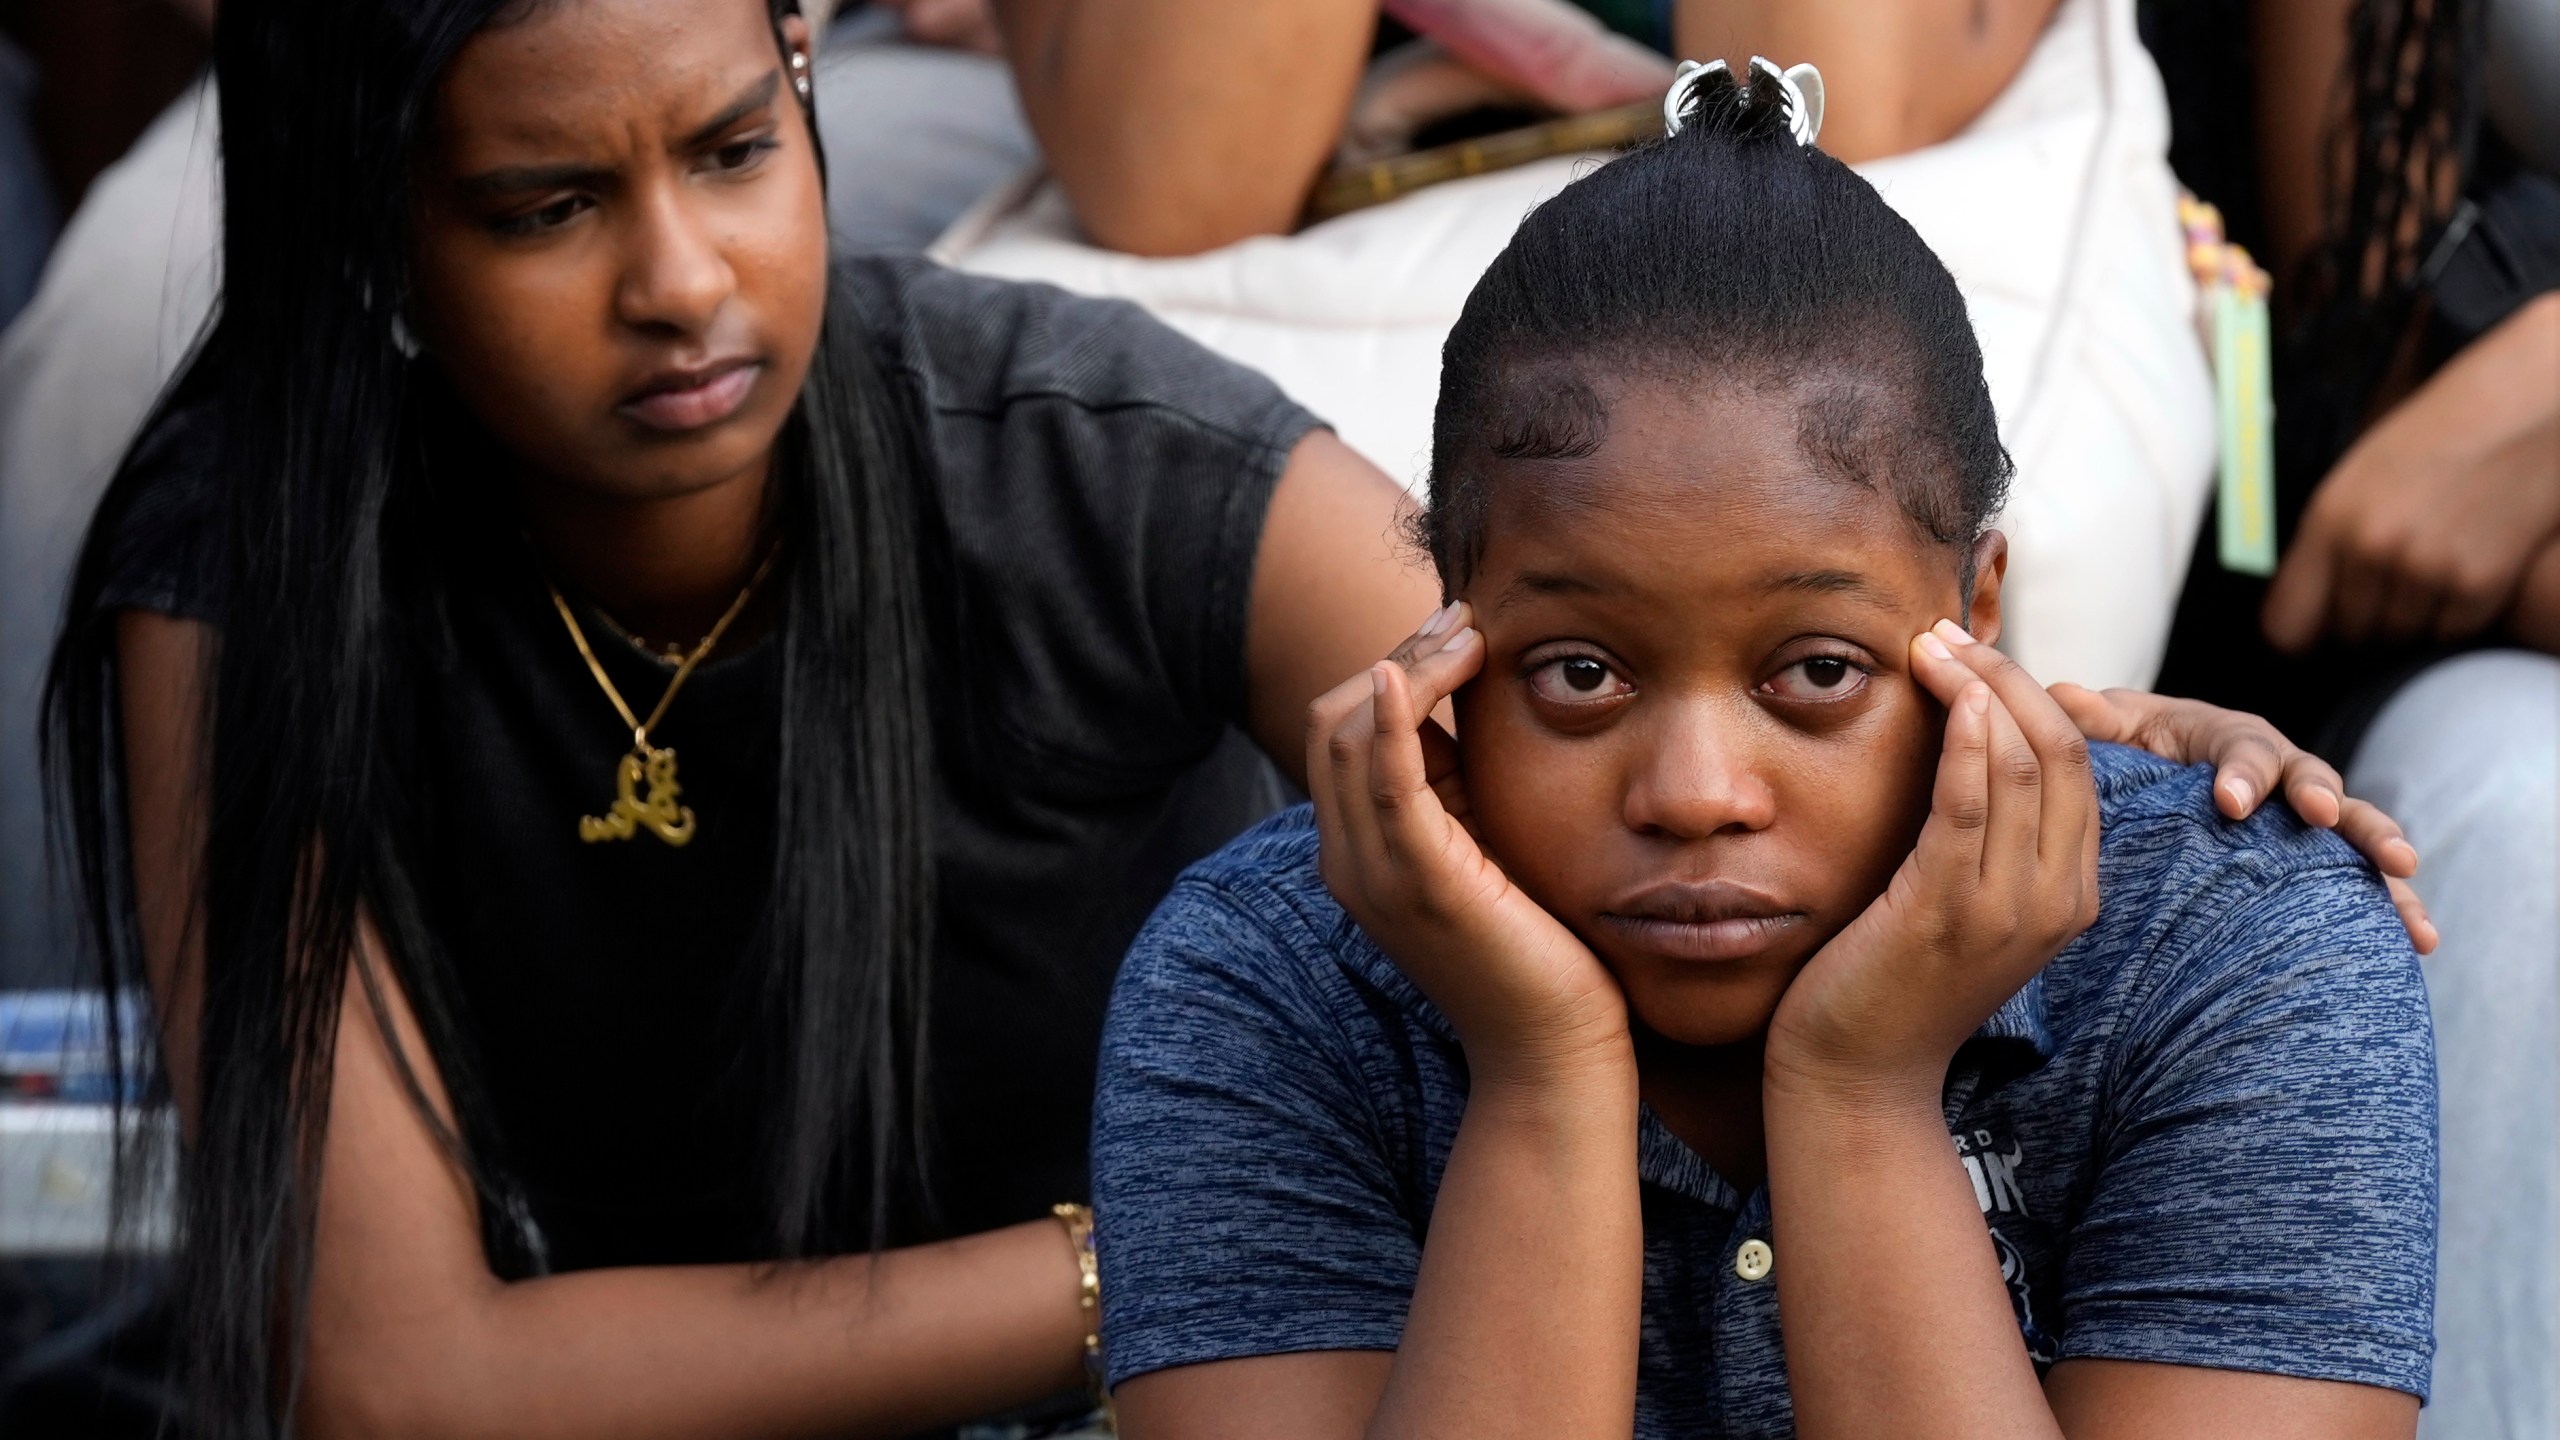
[1662, 58, 1728, 139]
[1662, 56, 1825, 148]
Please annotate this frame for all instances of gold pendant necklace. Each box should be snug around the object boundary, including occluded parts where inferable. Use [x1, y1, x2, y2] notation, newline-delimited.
[544, 547, 777, 848]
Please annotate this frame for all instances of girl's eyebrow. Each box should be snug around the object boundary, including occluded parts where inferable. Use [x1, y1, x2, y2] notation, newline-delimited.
[1763, 569, 1894, 607]
[1492, 569, 1611, 612]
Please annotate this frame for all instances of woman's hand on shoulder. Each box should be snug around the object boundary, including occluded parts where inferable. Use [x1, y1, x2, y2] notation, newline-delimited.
[1766, 624, 2099, 1107]
[1307, 601, 1631, 1088]
[2047, 682, 2436, 952]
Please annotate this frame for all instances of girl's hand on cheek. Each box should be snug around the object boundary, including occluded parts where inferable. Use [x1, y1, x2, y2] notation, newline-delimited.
[1307, 602, 1631, 1090]
[1765, 623, 2099, 1108]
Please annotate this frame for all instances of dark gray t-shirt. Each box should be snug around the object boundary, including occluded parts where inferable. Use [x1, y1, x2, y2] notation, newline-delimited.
[1093, 745, 2437, 1432]
[96, 253, 1323, 1263]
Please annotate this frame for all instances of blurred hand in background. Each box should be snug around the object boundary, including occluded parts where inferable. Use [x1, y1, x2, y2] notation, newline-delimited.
[2262, 294, 2560, 655]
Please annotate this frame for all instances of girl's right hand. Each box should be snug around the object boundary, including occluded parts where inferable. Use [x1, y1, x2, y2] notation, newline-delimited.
[1306, 603, 1631, 1085]
[1764, 623, 2101, 1105]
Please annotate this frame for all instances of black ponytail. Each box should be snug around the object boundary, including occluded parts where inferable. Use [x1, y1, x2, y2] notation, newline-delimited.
[1425, 61, 2012, 591]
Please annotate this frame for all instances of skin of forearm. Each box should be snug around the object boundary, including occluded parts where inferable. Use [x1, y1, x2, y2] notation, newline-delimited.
[995, 0, 2054, 252]
[301, 1220, 1089, 1440]
[296, 936, 1089, 1440]
[1762, 1072, 2062, 1440]
[1670, 0, 2060, 163]
[995, 0, 1375, 256]
[1363, 1058, 1644, 1440]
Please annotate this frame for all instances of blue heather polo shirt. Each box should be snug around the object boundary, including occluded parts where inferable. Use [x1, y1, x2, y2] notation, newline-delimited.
[1091, 744, 2436, 1434]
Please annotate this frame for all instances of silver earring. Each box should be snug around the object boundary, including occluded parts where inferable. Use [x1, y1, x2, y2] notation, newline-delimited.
[390, 312, 422, 360]
[791, 50, 811, 100]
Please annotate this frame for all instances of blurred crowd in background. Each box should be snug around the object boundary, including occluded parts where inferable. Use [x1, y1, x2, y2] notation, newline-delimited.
[0, 0, 2551, 1435]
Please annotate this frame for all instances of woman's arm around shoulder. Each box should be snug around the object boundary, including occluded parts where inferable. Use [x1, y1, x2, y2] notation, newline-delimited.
[1243, 431, 1440, 790]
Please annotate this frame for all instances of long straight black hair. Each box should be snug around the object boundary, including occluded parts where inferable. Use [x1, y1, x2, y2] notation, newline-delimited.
[42, 1, 937, 1433]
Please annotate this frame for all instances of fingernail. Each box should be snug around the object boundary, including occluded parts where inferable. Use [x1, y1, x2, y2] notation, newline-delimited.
[1918, 632, 1954, 662]
[2225, 778, 2254, 811]
[1444, 626, 1480, 654]
[1371, 665, 1388, 698]
[1967, 686, 1990, 715]
[1933, 618, 1975, 645]
[1420, 603, 1456, 638]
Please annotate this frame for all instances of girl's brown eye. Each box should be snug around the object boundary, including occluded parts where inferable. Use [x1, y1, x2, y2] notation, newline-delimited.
[1762, 655, 1868, 702]
[1528, 655, 1632, 705]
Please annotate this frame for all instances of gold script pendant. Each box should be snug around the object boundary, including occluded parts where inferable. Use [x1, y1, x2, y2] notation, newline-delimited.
[579, 742, 698, 846]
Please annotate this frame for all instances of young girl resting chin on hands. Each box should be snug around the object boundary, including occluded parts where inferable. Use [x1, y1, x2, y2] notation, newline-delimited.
[1089, 63, 2436, 1440]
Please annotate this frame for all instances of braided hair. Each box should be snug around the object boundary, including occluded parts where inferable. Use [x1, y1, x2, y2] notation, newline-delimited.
[2283, 0, 2484, 470]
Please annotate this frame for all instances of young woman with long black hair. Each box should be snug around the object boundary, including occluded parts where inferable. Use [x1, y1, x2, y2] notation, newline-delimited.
[44, 1, 2428, 1436]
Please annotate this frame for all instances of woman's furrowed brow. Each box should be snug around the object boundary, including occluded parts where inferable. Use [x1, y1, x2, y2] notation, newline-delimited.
[450, 72, 781, 196]
[678, 71, 783, 150]
[455, 160, 613, 199]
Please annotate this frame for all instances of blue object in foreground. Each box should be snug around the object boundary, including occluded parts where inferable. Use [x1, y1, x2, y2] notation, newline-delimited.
[0, 991, 152, 1105]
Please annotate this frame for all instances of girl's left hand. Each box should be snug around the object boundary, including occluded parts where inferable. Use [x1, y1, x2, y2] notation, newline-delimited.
[2047, 682, 2435, 953]
[1764, 623, 2099, 1102]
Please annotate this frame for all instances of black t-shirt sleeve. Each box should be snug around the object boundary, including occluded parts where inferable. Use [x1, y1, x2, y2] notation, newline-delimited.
[93, 259, 1325, 793]
[841, 254, 1325, 789]
[88, 393, 228, 622]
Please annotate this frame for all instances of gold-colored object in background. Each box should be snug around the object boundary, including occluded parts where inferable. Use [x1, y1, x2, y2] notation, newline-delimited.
[545, 548, 778, 848]
[1305, 100, 1664, 223]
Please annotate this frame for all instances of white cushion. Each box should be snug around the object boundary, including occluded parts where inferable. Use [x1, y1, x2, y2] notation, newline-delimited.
[936, 0, 2214, 691]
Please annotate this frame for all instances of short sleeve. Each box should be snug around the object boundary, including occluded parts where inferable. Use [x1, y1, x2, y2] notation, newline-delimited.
[838, 255, 1324, 787]
[88, 389, 227, 621]
[2057, 859, 2437, 1397]
[1092, 874, 1420, 1387]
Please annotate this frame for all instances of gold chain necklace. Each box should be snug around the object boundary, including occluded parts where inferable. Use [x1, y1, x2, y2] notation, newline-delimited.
[544, 547, 778, 847]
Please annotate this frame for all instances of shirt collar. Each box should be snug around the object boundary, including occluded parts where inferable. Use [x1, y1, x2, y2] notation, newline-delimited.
[1625, 974, 2055, 1211]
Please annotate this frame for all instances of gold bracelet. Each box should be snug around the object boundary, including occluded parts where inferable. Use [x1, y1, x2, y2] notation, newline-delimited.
[1051, 1202, 1107, 1415]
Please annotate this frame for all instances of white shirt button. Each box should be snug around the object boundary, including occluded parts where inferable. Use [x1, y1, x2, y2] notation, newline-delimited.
[1734, 1238, 1774, 1282]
